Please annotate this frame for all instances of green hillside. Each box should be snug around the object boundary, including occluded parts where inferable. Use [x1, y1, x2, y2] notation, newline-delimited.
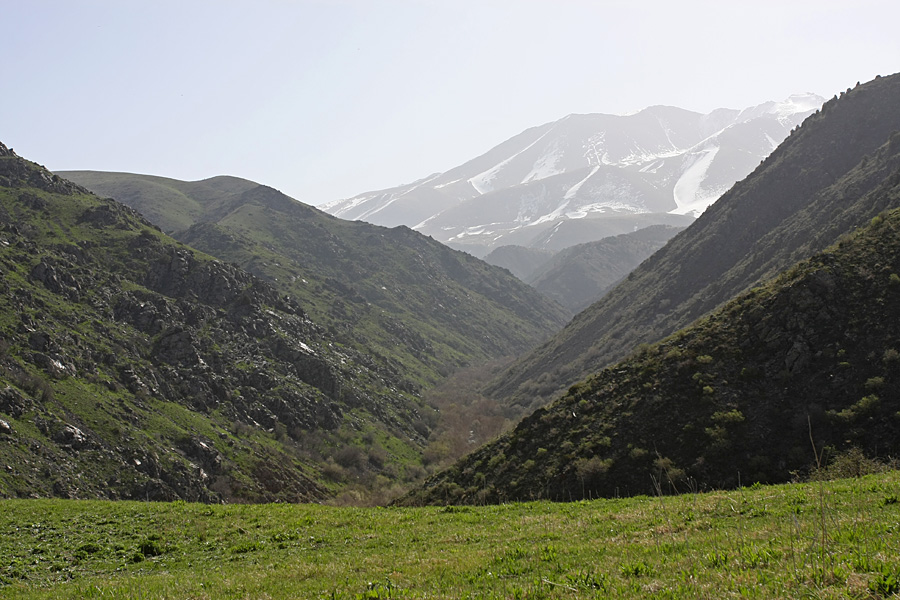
[59, 171, 571, 393]
[0, 143, 441, 502]
[403, 198, 900, 504]
[51, 172, 258, 234]
[487, 73, 900, 412]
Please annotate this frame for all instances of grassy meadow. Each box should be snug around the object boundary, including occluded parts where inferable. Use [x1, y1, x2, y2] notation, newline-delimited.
[1, 471, 898, 599]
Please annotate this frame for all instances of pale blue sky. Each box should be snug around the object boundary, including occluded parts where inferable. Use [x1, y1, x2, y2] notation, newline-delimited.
[3, 1, 898, 205]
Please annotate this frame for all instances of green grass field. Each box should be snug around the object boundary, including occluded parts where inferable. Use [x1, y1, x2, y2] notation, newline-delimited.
[1, 471, 898, 599]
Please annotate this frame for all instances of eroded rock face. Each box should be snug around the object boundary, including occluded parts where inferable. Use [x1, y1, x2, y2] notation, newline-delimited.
[78, 204, 123, 228]
[153, 326, 203, 366]
[269, 336, 340, 398]
[180, 436, 223, 477]
[114, 293, 176, 336]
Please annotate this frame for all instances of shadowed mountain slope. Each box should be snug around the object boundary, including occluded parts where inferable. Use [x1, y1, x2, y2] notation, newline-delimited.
[487, 73, 900, 412]
[402, 197, 900, 505]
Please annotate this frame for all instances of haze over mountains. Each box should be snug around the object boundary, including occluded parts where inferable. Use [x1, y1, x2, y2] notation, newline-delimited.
[323, 94, 823, 257]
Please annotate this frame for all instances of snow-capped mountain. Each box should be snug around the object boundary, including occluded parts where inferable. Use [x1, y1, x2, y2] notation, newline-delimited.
[322, 94, 823, 256]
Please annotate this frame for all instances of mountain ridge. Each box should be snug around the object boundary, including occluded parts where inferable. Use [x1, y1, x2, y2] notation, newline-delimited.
[3, 140, 570, 503]
[486, 73, 900, 412]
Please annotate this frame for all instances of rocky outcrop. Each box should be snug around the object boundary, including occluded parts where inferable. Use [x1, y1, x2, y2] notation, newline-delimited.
[0, 387, 30, 418]
[0, 142, 87, 195]
[30, 259, 82, 300]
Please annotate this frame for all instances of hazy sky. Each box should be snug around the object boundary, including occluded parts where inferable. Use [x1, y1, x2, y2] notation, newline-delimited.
[3, 1, 898, 206]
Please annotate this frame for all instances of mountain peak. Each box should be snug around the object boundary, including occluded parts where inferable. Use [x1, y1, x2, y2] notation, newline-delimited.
[323, 96, 822, 256]
[782, 92, 826, 110]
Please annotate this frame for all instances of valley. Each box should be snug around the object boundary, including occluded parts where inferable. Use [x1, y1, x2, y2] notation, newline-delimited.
[3, 4, 900, 599]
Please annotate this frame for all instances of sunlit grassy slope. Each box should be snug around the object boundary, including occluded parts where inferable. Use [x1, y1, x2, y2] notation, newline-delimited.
[1, 471, 898, 599]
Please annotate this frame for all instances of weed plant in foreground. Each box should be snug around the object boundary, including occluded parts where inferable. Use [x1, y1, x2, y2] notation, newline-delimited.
[0, 471, 898, 599]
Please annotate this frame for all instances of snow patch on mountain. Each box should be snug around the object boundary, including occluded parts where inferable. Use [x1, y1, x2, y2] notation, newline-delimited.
[469, 128, 553, 194]
[413, 214, 437, 230]
[584, 133, 608, 167]
[564, 166, 600, 200]
[672, 147, 721, 216]
[628, 147, 682, 166]
[319, 191, 374, 215]
[577, 200, 648, 214]
[320, 173, 441, 221]
[523, 143, 564, 183]
[530, 200, 572, 227]
[774, 93, 824, 120]
[350, 174, 442, 221]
